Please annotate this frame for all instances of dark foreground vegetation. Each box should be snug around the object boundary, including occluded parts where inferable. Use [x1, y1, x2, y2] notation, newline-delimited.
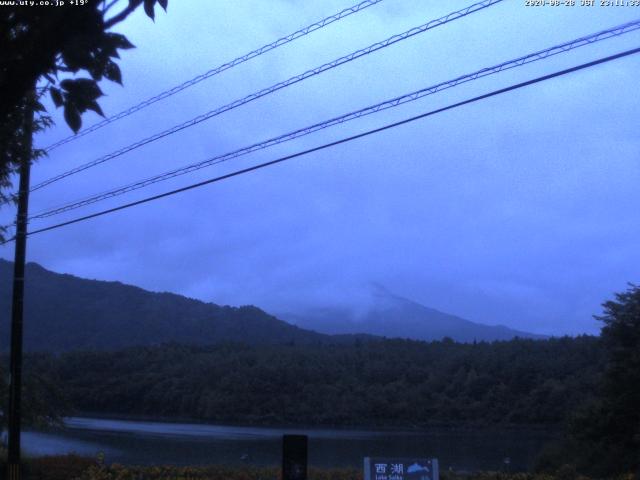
[1, 453, 637, 480]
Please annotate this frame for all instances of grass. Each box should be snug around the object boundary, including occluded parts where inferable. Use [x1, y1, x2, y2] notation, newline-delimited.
[0, 453, 636, 480]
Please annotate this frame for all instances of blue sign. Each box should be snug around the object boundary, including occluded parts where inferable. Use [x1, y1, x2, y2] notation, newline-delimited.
[364, 457, 439, 480]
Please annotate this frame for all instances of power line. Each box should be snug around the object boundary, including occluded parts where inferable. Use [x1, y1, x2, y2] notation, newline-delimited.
[31, 0, 504, 192]
[15, 46, 639, 241]
[43, 0, 385, 153]
[28, 19, 640, 221]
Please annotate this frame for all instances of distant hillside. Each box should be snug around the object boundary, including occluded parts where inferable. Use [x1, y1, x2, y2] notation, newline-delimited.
[280, 284, 544, 342]
[0, 260, 331, 352]
[0, 260, 542, 352]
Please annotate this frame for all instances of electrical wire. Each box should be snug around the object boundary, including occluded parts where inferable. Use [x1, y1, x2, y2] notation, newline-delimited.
[29, 19, 640, 221]
[31, 0, 504, 192]
[43, 0, 386, 152]
[9, 45, 637, 242]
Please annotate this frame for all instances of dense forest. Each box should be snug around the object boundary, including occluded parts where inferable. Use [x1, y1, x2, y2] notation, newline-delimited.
[20, 336, 603, 429]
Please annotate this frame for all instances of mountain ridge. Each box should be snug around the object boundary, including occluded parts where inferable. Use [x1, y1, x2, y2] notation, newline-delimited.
[0, 259, 543, 352]
[279, 283, 545, 342]
[0, 259, 334, 352]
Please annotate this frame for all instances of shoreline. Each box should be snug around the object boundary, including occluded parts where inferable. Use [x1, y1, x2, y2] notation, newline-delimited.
[64, 412, 563, 435]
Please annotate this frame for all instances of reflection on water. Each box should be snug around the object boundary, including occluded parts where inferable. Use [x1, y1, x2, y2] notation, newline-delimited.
[23, 417, 556, 471]
[22, 430, 120, 458]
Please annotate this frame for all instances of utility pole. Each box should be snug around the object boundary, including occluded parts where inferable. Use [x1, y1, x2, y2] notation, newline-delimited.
[6, 99, 34, 480]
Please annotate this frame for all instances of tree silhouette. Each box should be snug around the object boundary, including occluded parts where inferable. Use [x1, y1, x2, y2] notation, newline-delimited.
[0, 0, 169, 222]
[561, 284, 640, 476]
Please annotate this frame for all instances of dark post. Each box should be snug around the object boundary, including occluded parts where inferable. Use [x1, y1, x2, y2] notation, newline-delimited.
[6, 102, 34, 480]
[282, 434, 308, 480]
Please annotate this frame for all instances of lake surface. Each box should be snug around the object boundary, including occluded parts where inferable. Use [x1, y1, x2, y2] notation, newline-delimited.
[23, 417, 556, 471]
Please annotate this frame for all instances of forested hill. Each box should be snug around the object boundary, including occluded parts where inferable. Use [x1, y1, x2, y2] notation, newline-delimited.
[0, 260, 544, 353]
[43, 336, 603, 428]
[0, 260, 333, 352]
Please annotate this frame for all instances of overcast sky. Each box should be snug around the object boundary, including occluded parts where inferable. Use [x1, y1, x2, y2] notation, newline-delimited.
[2, 0, 639, 335]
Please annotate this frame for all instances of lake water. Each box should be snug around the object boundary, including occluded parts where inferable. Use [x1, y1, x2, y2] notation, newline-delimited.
[22, 417, 556, 472]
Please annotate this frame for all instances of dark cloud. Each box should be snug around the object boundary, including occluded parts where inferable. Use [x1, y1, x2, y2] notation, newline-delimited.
[2, 0, 639, 336]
